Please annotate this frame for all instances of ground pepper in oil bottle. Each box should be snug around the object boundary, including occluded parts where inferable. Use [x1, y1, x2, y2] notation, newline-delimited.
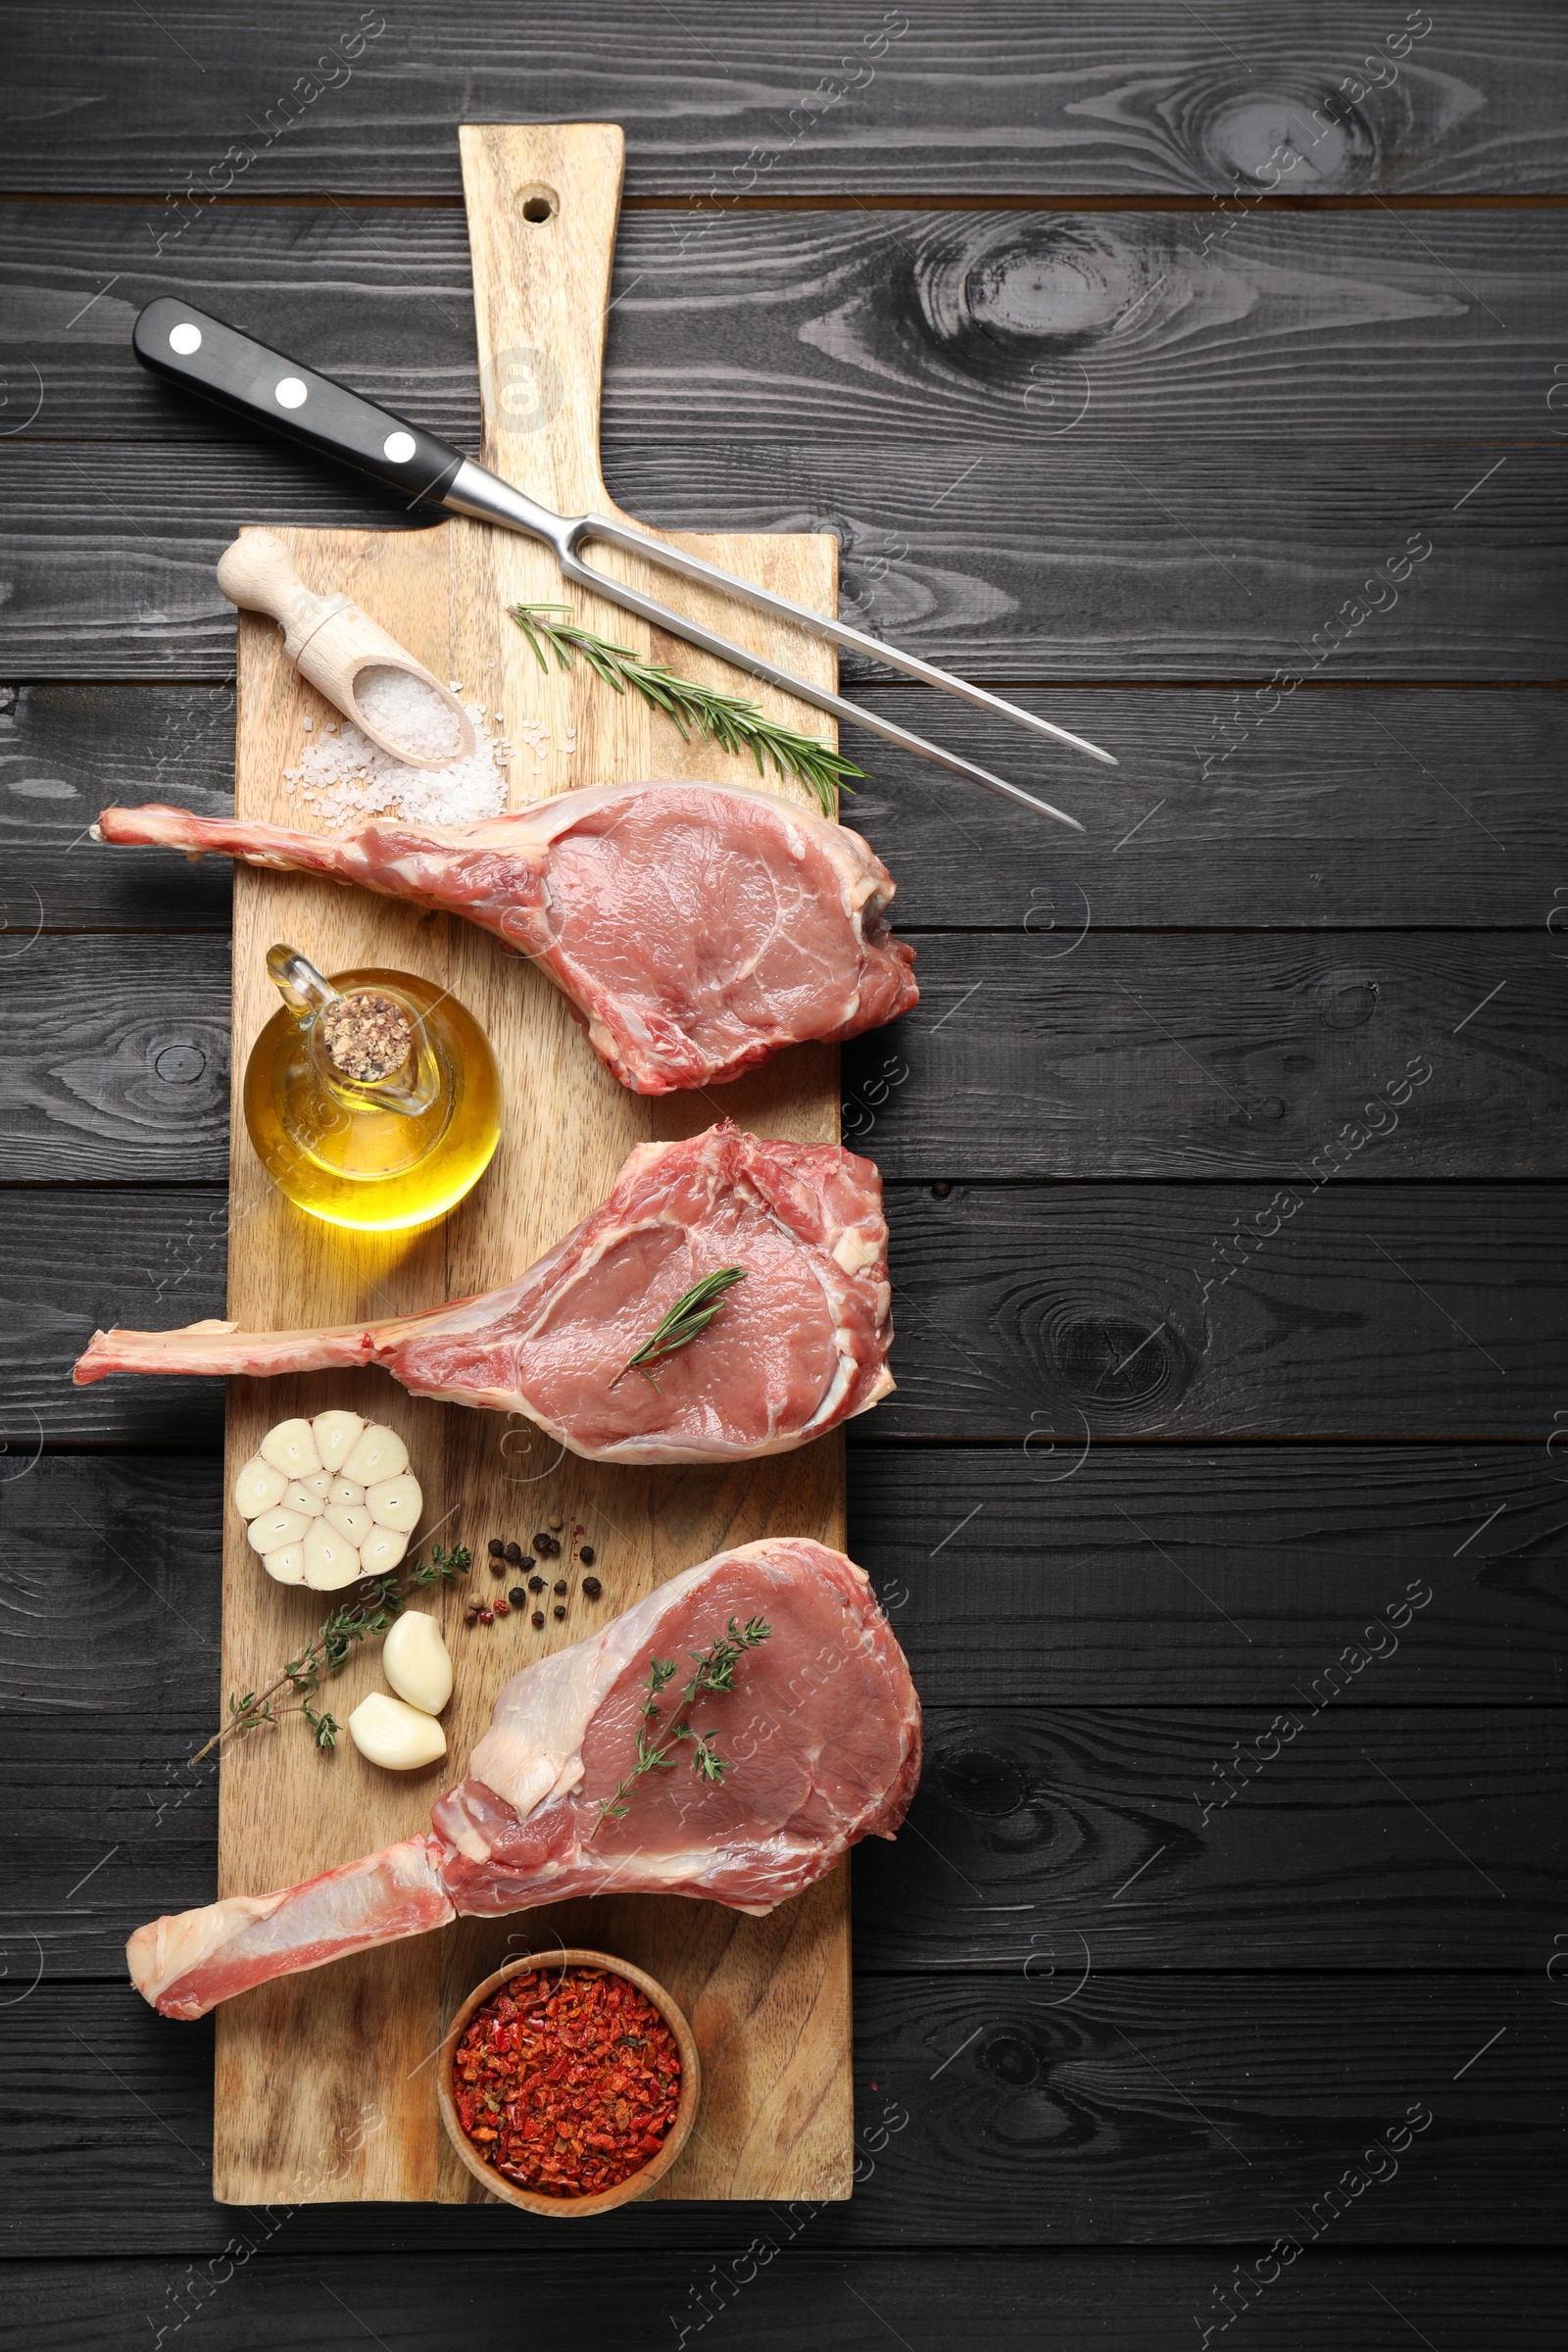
[243, 945, 500, 1231]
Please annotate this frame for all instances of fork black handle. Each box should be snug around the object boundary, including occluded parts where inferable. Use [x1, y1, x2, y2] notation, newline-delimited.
[131, 297, 466, 509]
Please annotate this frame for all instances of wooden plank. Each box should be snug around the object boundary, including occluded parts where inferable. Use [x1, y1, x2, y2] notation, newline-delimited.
[851, 1443, 1568, 1705]
[13, 1701, 1562, 1979]
[0, 685, 235, 933]
[10, 682, 1567, 934]
[875, 1181, 1565, 1441]
[11, 929, 1567, 1184]
[4, 5, 1568, 196]
[851, 1702, 1566, 1970]
[6, 1447, 1563, 1714]
[4, 440, 1562, 681]
[855, 1975, 1568, 2244]
[818, 687, 1568, 931]
[11, 1182, 1565, 1446]
[13, 2250, 1568, 2352]
[0, 1189, 230, 1450]
[845, 933, 1566, 1180]
[6, 202, 1567, 449]
[1, 685, 238, 931]
[0, 1455, 221, 1721]
[210, 122, 852, 2212]
[10, 1976, 1564, 2247]
[0, 936, 232, 1181]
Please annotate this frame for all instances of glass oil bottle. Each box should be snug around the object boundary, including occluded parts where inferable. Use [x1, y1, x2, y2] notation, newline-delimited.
[243, 945, 501, 1231]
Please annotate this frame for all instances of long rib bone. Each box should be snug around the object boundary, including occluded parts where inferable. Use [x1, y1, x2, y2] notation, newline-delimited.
[74, 1123, 894, 1465]
[129, 1538, 921, 2019]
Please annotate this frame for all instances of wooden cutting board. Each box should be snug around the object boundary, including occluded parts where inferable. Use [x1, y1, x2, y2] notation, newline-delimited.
[214, 123, 852, 2206]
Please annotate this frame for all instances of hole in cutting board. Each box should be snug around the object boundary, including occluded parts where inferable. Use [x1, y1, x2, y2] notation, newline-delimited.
[518, 185, 559, 223]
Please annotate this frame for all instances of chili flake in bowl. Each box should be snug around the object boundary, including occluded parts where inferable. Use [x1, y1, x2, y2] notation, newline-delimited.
[438, 1949, 700, 2215]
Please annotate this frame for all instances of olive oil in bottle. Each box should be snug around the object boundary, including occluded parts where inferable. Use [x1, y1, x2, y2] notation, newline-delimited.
[243, 946, 501, 1231]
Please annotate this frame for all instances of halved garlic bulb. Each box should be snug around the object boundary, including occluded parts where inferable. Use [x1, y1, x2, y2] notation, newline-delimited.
[259, 1418, 320, 1478]
[312, 1409, 366, 1473]
[246, 1506, 309, 1555]
[233, 1457, 287, 1519]
[236, 1416, 422, 1586]
[381, 1611, 452, 1715]
[348, 1690, 447, 1770]
[344, 1424, 409, 1486]
[358, 1525, 409, 1578]
[368, 1472, 421, 1531]
[303, 1519, 361, 1591]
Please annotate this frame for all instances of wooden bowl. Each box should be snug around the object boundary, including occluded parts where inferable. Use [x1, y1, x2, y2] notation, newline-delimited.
[437, 1948, 701, 2217]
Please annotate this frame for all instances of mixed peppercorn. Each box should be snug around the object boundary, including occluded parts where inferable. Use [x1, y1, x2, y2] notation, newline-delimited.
[466, 1512, 604, 1634]
[452, 1965, 682, 2198]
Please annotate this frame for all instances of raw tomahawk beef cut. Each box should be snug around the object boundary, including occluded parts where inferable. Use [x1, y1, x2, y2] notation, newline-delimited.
[74, 1123, 894, 1463]
[94, 780, 918, 1093]
[127, 1538, 921, 2019]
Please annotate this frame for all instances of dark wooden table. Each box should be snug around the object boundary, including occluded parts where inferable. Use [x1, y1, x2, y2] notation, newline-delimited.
[3, 5, 1565, 2345]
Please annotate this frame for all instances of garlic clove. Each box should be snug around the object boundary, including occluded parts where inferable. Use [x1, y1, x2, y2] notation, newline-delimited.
[381, 1610, 453, 1715]
[303, 1519, 362, 1591]
[357, 1525, 408, 1578]
[328, 1477, 366, 1507]
[367, 1471, 422, 1532]
[246, 1506, 310, 1555]
[312, 1408, 367, 1473]
[343, 1423, 409, 1486]
[262, 1543, 307, 1586]
[259, 1417, 321, 1478]
[325, 1502, 372, 1544]
[297, 1468, 334, 1499]
[233, 1455, 287, 1520]
[348, 1690, 447, 1771]
[283, 1479, 327, 1519]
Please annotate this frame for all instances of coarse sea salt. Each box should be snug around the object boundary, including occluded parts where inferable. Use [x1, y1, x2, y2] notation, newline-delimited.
[354, 663, 463, 762]
[286, 689, 507, 829]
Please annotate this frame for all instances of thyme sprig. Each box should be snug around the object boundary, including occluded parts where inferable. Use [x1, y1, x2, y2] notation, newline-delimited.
[609, 1267, 748, 1394]
[592, 1615, 771, 1834]
[507, 602, 864, 818]
[200, 1542, 471, 1765]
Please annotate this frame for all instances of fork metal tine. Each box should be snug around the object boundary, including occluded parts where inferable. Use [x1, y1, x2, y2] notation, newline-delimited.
[442, 455, 1098, 827]
[556, 545, 1086, 830]
[581, 511, 1117, 768]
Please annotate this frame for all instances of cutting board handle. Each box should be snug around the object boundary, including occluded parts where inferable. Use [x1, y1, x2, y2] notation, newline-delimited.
[459, 123, 625, 518]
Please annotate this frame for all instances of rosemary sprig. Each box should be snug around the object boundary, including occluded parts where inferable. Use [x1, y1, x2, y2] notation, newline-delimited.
[507, 602, 865, 818]
[593, 1615, 771, 1834]
[199, 1541, 471, 1765]
[609, 1266, 748, 1394]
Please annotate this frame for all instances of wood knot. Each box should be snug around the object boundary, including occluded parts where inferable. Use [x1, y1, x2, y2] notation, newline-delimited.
[1052, 1307, 1191, 1417]
[1230, 1094, 1287, 1128]
[152, 1041, 208, 1085]
[914, 217, 1166, 368]
[979, 2032, 1041, 2088]
[1310, 972, 1380, 1029]
[1202, 91, 1371, 190]
[938, 1747, 1027, 1818]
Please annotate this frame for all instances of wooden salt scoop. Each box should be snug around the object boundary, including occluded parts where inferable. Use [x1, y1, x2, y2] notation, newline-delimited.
[216, 528, 477, 771]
